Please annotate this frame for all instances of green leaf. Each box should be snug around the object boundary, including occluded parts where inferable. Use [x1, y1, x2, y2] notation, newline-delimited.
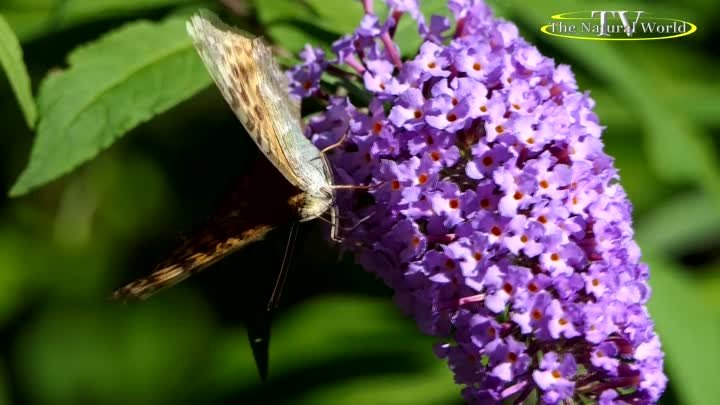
[259, 0, 449, 57]
[9, 17, 212, 197]
[0, 14, 36, 128]
[700, 272, 720, 317]
[0, 0, 54, 41]
[394, 0, 451, 55]
[253, 0, 336, 55]
[16, 294, 215, 403]
[253, 0, 315, 24]
[204, 296, 444, 394]
[55, 0, 196, 24]
[642, 254, 720, 405]
[636, 191, 720, 255]
[298, 366, 456, 405]
[637, 198, 720, 405]
[0, 0, 195, 42]
[302, 0, 374, 35]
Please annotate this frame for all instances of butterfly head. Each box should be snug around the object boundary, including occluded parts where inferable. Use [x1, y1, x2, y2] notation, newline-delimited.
[297, 188, 334, 222]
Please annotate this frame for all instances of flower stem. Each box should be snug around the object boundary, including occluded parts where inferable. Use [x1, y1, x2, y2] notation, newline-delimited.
[381, 32, 403, 69]
[344, 54, 367, 75]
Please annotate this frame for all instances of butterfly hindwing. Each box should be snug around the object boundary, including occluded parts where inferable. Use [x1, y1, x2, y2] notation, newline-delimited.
[112, 159, 307, 301]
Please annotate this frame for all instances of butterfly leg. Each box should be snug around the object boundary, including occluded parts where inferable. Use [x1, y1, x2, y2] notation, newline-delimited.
[329, 204, 343, 242]
[317, 209, 373, 238]
[329, 184, 372, 191]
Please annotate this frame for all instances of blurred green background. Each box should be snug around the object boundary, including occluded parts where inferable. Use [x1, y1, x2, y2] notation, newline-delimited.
[0, 0, 718, 404]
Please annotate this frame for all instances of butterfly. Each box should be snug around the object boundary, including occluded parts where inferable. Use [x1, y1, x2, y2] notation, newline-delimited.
[112, 10, 339, 302]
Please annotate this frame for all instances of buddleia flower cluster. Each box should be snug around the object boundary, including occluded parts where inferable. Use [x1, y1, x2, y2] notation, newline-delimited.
[287, 1, 667, 404]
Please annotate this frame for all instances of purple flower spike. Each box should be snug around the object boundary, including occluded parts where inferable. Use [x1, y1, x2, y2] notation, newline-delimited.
[288, 1, 667, 404]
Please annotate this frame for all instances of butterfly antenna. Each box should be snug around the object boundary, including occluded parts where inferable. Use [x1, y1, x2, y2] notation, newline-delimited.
[267, 222, 299, 311]
[330, 204, 341, 242]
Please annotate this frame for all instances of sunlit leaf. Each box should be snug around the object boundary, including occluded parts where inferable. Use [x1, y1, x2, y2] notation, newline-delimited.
[302, 0, 366, 34]
[0, 14, 36, 128]
[9, 17, 212, 197]
[0, 0, 195, 42]
[253, 0, 336, 55]
[700, 273, 720, 317]
[260, 0, 450, 57]
[636, 191, 720, 255]
[393, 0, 451, 55]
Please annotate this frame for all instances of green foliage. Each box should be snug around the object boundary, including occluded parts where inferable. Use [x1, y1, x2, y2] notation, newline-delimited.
[0, 14, 36, 128]
[202, 296, 457, 405]
[0, 0, 717, 404]
[9, 17, 211, 197]
[253, 0, 319, 55]
[256, 0, 451, 56]
[641, 255, 720, 405]
[16, 294, 216, 403]
[633, 191, 720, 404]
[636, 192, 720, 255]
[0, 0, 195, 42]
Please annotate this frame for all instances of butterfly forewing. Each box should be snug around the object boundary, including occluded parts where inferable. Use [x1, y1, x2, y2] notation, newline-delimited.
[186, 11, 331, 202]
[112, 222, 275, 300]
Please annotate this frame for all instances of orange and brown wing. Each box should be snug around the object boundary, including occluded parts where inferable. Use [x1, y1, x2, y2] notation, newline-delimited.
[112, 221, 274, 300]
[112, 159, 305, 301]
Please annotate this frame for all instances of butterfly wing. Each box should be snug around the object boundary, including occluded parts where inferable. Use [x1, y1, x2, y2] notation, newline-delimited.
[112, 221, 274, 300]
[112, 159, 306, 300]
[186, 10, 328, 195]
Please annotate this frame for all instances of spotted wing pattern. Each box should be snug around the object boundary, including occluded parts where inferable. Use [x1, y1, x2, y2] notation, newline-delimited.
[186, 10, 330, 197]
[112, 160, 305, 301]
